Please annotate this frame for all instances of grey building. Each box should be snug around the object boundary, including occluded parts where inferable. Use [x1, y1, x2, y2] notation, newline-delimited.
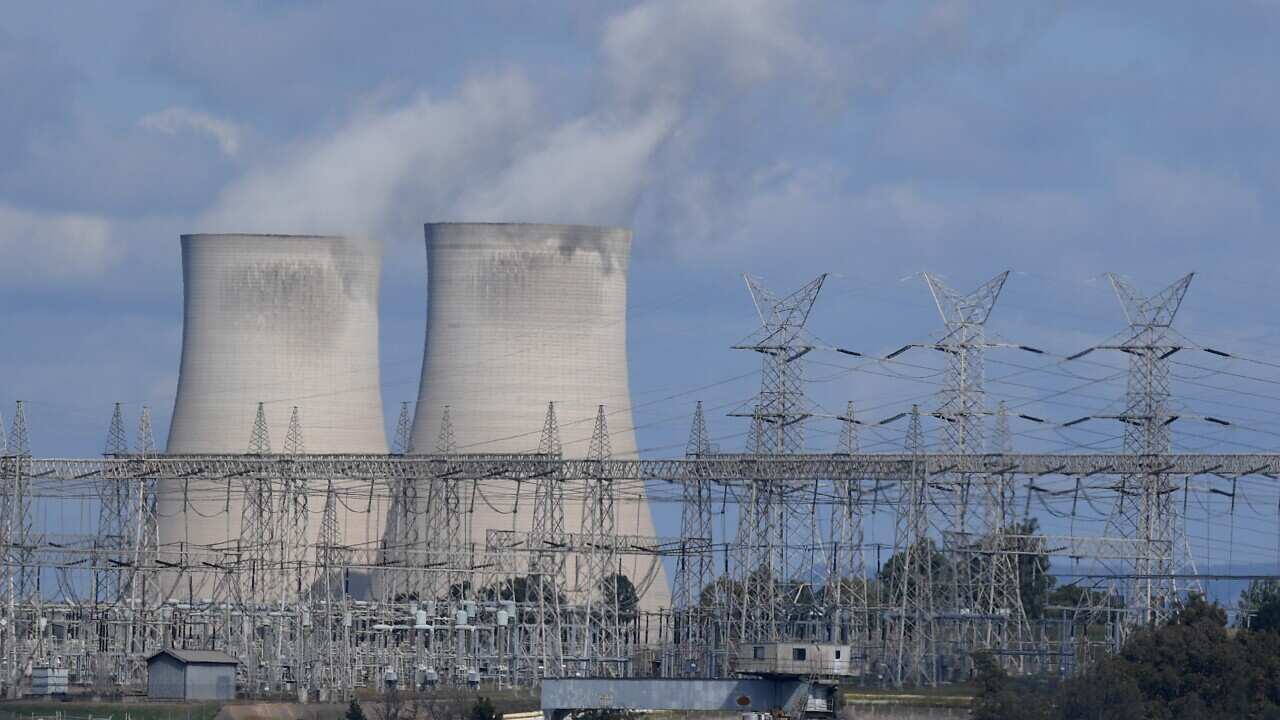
[146, 649, 239, 700]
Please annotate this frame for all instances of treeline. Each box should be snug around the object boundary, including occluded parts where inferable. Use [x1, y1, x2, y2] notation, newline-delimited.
[973, 580, 1280, 719]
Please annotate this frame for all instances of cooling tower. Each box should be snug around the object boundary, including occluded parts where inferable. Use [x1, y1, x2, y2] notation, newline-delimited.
[160, 233, 388, 599]
[410, 222, 670, 608]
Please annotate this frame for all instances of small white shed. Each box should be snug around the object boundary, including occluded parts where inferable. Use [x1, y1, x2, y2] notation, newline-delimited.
[735, 642, 857, 677]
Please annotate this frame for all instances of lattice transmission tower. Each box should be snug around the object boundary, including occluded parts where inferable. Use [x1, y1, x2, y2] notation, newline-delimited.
[922, 273, 1007, 564]
[241, 402, 275, 605]
[133, 404, 159, 598]
[922, 271, 1025, 665]
[730, 273, 826, 644]
[732, 406, 776, 644]
[827, 401, 869, 657]
[281, 407, 308, 596]
[5, 402, 35, 603]
[891, 405, 937, 686]
[529, 402, 565, 676]
[976, 400, 1033, 662]
[581, 406, 621, 675]
[675, 401, 716, 674]
[383, 402, 418, 600]
[429, 406, 462, 600]
[134, 405, 158, 591]
[1104, 272, 1194, 627]
[98, 403, 133, 604]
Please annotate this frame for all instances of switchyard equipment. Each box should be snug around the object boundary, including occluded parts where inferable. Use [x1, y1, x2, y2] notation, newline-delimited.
[4, 265, 1278, 701]
[2, 448, 1277, 698]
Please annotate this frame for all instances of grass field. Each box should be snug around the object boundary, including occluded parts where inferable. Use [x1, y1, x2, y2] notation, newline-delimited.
[0, 684, 539, 720]
[0, 702, 221, 720]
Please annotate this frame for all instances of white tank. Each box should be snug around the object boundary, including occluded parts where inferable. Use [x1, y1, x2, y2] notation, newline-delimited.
[159, 233, 388, 600]
[410, 223, 669, 608]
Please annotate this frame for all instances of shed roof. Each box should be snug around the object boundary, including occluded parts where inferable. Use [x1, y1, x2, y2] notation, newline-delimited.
[147, 649, 240, 665]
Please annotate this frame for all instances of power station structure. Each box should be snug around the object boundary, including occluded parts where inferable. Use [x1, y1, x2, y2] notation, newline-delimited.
[400, 223, 667, 611]
[162, 233, 389, 603]
[0, 225, 1276, 702]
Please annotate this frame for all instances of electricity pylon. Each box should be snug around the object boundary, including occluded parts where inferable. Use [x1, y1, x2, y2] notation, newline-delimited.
[529, 402, 565, 676]
[891, 405, 936, 686]
[730, 273, 826, 643]
[921, 270, 1020, 677]
[675, 402, 716, 674]
[1104, 272, 1194, 628]
[581, 406, 620, 675]
[828, 402, 869, 661]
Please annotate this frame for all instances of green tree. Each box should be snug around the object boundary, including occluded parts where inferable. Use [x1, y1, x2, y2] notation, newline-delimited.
[971, 651, 1054, 720]
[1254, 593, 1280, 634]
[475, 574, 567, 608]
[1007, 518, 1055, 619]
[1046, 583, 1122, 626]
[469, 696, 498, 720]
[602, 573, 639, 619]
[971, 594, 1280, 719]
[816, 576, 883, 631]
[1239, 578, 1280, 631]
[1055, 655, 1145, 720]
[877, 539, 952, 604]
[965, 519, 1056, 618]
[346, 699, 367, 720]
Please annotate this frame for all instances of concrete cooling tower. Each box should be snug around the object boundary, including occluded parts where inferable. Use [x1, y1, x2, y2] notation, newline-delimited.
[410, 222, 670, 608]
[160, 233, 388, 600]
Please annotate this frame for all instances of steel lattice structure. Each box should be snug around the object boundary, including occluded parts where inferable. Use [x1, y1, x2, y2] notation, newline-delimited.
[730, 274, 826, 646]
[3, 442, 1280, 694]
[1103, 273, 1195, 628]
[920, 272, 1033, 673]
[3, 268, 1278, 696]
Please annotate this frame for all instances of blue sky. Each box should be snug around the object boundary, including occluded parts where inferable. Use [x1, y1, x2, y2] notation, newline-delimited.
[5, 1, 1280, 575]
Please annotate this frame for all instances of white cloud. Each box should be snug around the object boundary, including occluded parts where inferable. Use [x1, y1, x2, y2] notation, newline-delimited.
[0, 204, 115, 284]
[199, 72, 539, 237]
[196, 1, 839, 248]
[457, 107, 677, 224]
[139, 106, 242, 156]
[601, 0, 831, 106]
[1112, 160, 1262, 235]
